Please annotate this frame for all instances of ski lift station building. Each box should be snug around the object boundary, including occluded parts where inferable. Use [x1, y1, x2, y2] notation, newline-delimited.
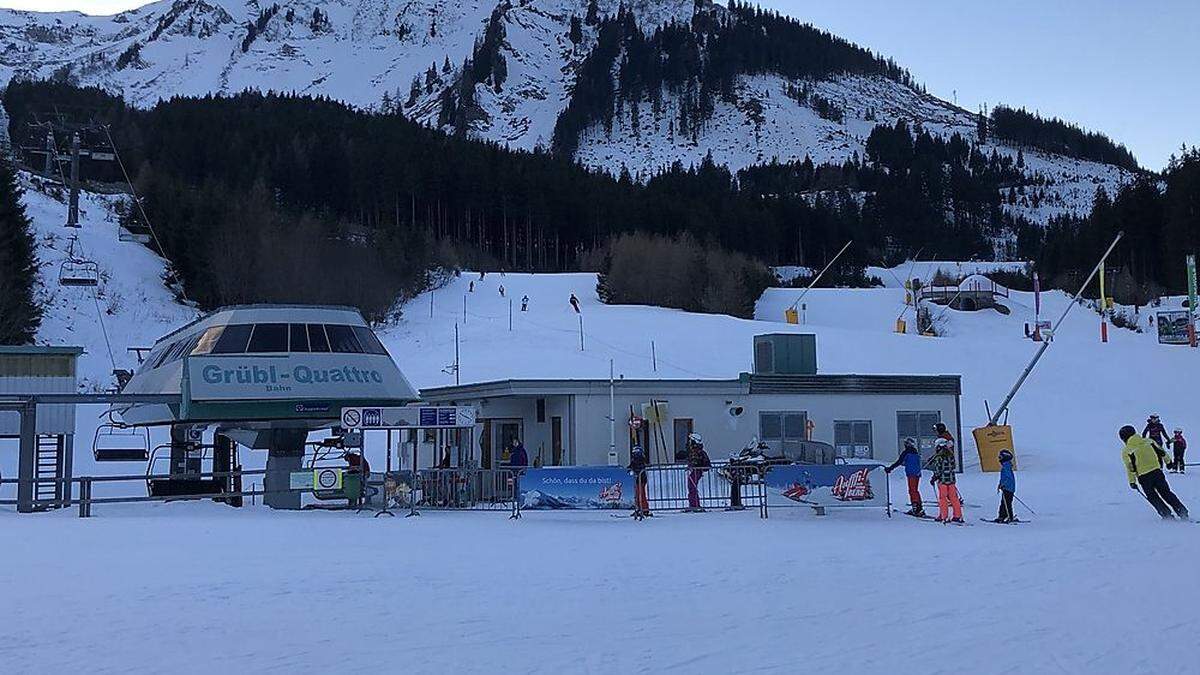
[420, 334, 963, 468]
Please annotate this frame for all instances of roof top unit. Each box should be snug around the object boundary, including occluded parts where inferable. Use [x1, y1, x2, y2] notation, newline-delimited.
[753, 333, 817, 376]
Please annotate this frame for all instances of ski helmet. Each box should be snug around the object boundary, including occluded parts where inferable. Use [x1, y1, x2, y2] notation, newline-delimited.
[903, 437, 917, 450]
[632, 445, 645, 456]
[933, 422, 947, 433]
[1119, 425, 1137, 442]
[687, 432, 704, 447]
[934, 438, 950, 452]
[1174, 428, 1184, 435]
[1149, 414, 1160, 421]
[998, 449, 1014, 463]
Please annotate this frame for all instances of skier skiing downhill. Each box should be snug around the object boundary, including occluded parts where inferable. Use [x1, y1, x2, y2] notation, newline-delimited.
[927, 438, 963, 523]
[1143, 414, 1172, 449]
[991, 449, 1017, 523]
[1171, 429, 1187, 474]
[1120, 425, 1189, 520]
[885, 437, 926, 517]
[627, 445, 650, 518]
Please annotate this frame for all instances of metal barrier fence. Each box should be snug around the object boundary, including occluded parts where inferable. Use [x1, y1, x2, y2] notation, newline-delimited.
[643, 463, 767, 517]
[381, 468, 521, 519]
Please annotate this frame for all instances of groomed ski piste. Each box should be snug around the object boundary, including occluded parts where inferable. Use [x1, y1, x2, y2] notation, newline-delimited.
[4, 175, 1199, 673]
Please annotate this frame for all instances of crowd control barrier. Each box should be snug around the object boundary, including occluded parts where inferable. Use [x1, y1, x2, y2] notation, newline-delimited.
[382, 468, 521, 518]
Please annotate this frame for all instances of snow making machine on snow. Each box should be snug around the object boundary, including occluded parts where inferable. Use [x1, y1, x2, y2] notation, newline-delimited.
[114, 305, 420, 508]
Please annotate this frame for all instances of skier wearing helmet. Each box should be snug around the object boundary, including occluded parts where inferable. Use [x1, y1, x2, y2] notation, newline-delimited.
[926, 438, 963, 523]
[933, 422, 955, 453]
[685, 433, 711, 512]
[886, 437, 926, 517]
[1121, 424, 1188, 520]
[1142, 415, 1171, 449]
[1171, 429, 1187, 474]
[627, 445, 651, 518]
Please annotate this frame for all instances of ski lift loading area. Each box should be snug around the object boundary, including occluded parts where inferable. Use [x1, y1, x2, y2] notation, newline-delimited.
[1, 305, 423, 513]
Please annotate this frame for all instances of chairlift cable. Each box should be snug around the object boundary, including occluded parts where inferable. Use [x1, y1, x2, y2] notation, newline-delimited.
[90, 283, 117, 371]
[101, 124, 188, 303]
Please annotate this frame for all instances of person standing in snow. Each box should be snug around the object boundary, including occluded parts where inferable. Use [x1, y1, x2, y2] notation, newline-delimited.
[521, 295, 529, 312]
[685, 433, 711, 512]
[933, 422, 955, 453]
[627, 445, 651, 517]
[498, 285, 506, 298]
[885, 437, 926, 517]
[991, 449, 1017, 523]
[1120, 425, 1188, 520]
[1143, 414, 1171, 449]
[927, 439, 963, 523]
[469, 280, 475, 292]
[569, 293, 581, 313]
[506, 439, 529, 469]
[1171, 429, 1187, 474]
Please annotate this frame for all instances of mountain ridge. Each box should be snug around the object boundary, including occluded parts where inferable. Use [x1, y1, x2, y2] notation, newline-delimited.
[1, 0, 1135, 223]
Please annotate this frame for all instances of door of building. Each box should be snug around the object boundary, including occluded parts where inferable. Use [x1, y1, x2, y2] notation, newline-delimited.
[897, 411, 942, 462]
[551, 416, 563, 466]
[495, 420, 523, 464]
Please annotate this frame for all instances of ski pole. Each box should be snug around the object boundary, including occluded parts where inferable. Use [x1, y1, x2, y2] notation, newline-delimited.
[1012, 493, 1037, 516]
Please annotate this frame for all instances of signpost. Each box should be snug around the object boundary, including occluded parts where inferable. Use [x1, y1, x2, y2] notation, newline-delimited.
[1188, 254, 1197, 348]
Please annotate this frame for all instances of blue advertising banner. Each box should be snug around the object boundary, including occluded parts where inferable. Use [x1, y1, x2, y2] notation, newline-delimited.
[764, 464, 887, 508]
[520, 467, 634, 510]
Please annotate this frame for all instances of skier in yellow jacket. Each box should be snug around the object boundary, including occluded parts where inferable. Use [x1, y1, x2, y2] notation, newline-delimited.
[1120, 425, 1189, 520]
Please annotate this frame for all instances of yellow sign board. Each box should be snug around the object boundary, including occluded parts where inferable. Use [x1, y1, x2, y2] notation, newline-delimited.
[784, 308, 799, 324]
[973, 424, 1017, 473]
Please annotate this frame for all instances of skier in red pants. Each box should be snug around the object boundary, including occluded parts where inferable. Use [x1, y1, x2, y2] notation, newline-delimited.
[885, 437, 926, 517]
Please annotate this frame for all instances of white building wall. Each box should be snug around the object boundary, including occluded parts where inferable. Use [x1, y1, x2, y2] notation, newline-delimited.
[510, 390, 959, 467]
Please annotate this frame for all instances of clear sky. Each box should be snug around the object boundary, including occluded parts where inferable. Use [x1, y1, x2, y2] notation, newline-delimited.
[3, 0, 1196, 170]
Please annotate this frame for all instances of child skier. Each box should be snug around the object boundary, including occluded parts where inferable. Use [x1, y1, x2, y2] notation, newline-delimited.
[927, 438, 963, 523]
[885, 437, 926, 517]
[627, 445, 650, 518]
[1171, 429, 1187, 474]
[991, 449, 1017, 523]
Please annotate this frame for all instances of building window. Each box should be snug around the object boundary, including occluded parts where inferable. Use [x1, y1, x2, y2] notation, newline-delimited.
[897, 411, 942, 460]
[536, 398, 546, 423]
[760, 411, 807, 457]
[834, 420, 873, 459]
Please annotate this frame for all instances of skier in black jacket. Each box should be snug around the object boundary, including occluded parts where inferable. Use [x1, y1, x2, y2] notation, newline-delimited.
[627, 446, 651, 517]
[1143, 414, 1172, 449]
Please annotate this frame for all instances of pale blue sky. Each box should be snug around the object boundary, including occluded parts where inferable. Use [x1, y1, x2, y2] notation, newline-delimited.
[3, 0, 1196, 169]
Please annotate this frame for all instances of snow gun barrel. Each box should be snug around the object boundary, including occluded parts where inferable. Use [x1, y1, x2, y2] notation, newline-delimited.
[989, 231, 1123, 425]
[790, 240, 852, 311]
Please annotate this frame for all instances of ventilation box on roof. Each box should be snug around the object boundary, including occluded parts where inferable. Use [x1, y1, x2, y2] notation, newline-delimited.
[753, 334, 817, 375]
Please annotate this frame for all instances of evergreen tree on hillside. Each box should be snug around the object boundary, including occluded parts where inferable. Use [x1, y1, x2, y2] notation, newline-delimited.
[0, 153, 42, 344]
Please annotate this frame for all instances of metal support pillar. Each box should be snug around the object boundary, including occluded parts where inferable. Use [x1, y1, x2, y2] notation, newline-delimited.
[264, 429, 306, 510]
[16, 401, 37, 513]
[213, 433, 233, 502]
[67, 133, 81, 228]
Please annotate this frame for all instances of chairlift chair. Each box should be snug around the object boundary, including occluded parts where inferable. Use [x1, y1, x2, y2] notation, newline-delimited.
[59, 237, 100, 287]
[93, 417, 151, 462]
[58, 258, 100, 287]
[118, 223, 153, 244]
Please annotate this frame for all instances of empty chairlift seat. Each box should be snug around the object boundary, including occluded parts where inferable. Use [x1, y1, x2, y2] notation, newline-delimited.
[93, 421, 150, 462]
[58, 258, 100, 287]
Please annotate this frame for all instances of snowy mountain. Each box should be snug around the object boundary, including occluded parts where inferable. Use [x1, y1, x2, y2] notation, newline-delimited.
[1, 0, 1133, 222]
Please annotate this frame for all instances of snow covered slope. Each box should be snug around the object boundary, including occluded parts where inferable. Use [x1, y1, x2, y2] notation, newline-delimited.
[21, 172, 196, 390]
[0, 0, 1132, 221]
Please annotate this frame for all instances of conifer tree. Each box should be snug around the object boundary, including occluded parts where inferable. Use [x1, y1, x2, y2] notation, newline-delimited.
[0, 153, 42, 344]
